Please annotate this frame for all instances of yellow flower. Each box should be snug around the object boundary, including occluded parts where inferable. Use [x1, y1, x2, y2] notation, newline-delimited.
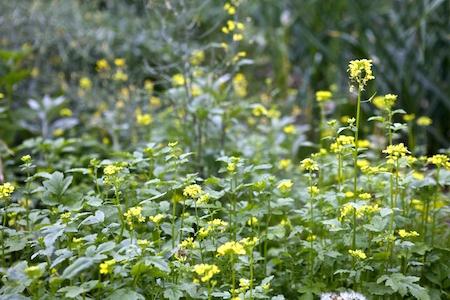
[233, 73, 247, 97]
[307, 186, 320, 196]
[403, 114, 415, 122]
[372, 96, 385, 110]
[180, 237, 197, 249]
[103, 165, 123, 176]
[300, 158, 319, 172]
[172, 73, 185, 86]
[383, 143, 409, 160]
[144, 80, 154, 93]
[137, 239, 150, 248]
[53, 128, 64, 137]
[114, 58, 126, 67]
[193, 264, 220, 282]
[277, 179, 293, 193]
[135, 109, 153, 126]
[148, 214, 165, 224]
[247, 217, 258, 226]
[398, 229, 420, 238]
[190, 50, 205, 65]
[183, 184, 203, 199]
[357, 139, 371, 148]
[330, 135, 355, 153]
[233, 33, 243, 41]
[79, 77, 92, 90]
[191, 85, 203, 97]
[0, 92, 4, 99]
[306, 234, 316, 242]
[278, 159, 291, 170]
[359, 193, 371, 200]
[25, 266, 43, 279]
[416, 116, 432, 126]
[123, 206, 146, 229]
[217, 241, 246, 256]
[96, 59, 109, 71]
[283, 124, 296, 134]
[113, 70, 128, 81]
[345, 191, 354, 198]
[348, 249, 367, 260]
[347, 59, 375, 88]
[315, 90, 332, 102]
[383, 94, 398, 109]
[239, 278, 250, 292]
[99, 259, 116, 275]
[427, 154, 448, 168]
[21, 155, 32, 163]
[150, 96, 161, 107]
[60, 108, 73, 117]
[0, 182, 15, 198]
[223, 3, 236, 15]
[412, 172, 424, 180]
[252, 104, 268, 117]
[240, 237, 259, 248]
[197, 193, 210, 205]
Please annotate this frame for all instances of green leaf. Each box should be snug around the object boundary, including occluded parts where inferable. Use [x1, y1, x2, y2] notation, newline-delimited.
[106, 289, 145, 300]
[62, 257, 94, 279]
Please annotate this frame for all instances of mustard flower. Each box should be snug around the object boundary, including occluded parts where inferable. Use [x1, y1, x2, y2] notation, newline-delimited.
[315, 90, 332, 102]
[416, 116, 432, 126]
[217, 241, 246, 256]
[348, 249, 367, 260]
[193, 264, 220, 283]
[79, 77, 92, 90]
[0, 182, 15, 199]
[398, 229, 420, 238]
[233, 73, 247, 97]
[383, 143, 409, 160]
[300, 158, 319, 172]
[183, 184, 203, 199]
[99, 259, 116, 275]
[172, 73, 185, 86]
[347, 59, 375, 88]
[277, 179, 293, 193]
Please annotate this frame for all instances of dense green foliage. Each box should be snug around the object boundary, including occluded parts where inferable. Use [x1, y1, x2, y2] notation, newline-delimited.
[0, 1, 449, 299]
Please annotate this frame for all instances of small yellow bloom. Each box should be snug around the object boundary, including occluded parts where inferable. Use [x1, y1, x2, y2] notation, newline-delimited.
[283, 124, 296, 134]
[398, 229, 420, 238]
[148, 214, 165, 224]
[183, 184, 203, 199]
[247, 217, 258, 226]
[113, 70, 128, 81]
[416, 116, 432, 126]
[348, 249, 367, 260]
[99, 259, 116, 275]
[307, 186, 320, 196]
[193, 264, 220, 283]
[0, 183, 14, 199]
[60, 108, 73, 117]
[252, 104, 268, 117]
[172, 73, 185, 86]
[114, 58, 126, 67]
[217, 241, 246, 256]
[383, 143, 409, 160]
[427, 154, 448, 168]
[403, 114, 415, 122]
[180, 237, 197, 249]
[315, 90, 332, 102]
[300, 158, 319, 172]
[277, 179, 293, 193]
[190, 50, 205, 65]
[21, 155, 32, 163]
[278, 159, 292, 170]
[233, 73, 247, 97]
[79, 77, 92, 90]
[96, 59, 109, 71]
[348, 59, 375, 88]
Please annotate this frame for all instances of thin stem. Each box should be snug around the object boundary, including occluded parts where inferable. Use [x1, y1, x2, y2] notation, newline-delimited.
[430, 168, 440, 247]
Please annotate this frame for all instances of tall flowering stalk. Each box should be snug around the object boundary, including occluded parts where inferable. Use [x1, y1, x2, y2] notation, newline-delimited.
[347, 59, 374, 250]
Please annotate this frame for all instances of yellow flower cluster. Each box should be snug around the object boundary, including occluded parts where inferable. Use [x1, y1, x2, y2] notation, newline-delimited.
[383, 143, 409, 161]
[403, 114, 415, 122]
[21, 154, 32, 163]
[221, 20, 245, 41]
[104, 165, 123, 176]
[137, 239, 150, 248]
[99, 259, 116, 275]
[373, 94, 397, 110]
[278, 159, 292, 170]
[277, 179, 293, 193]
[198, 219, 228, 238]
[180, 237, 197, 249]
[25, 266, 43, 279]
[300, 158, 319, 172]
[148, 213, 165, 225]
[135, 108, 153, 126]
[427, 154, 448, 168]
[0, 182, 15, 198]
[307, 186, 320, 196]
[190, 50, 205, 65]
[193, 264, 220, 283]
[340, 203, 380, 220]
[247, 216, 258, 226]
[239, 278, 251, 292]
[315, 90, 332, 102]
[347, 59, 375, 88]
[183, 184, 203, 199]
[240, 237, 259, 248]
[348, 249, 367, 260]
[123, 206, 145, 229]
[79, 77, 92, 90]
[283, 124, 296, 134]
[217, 241, 246, 256]
[417, 116, 432, 126]
[172, 73, 185, 86]
[330, 135, 355, 153]
[252, 104, 268, 117]
[223, 3, 236, 15]
[398, 229, 419, 238]
[233, 73, 247, 97]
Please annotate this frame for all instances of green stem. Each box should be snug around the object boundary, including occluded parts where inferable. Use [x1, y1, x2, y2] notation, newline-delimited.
[430, 168, 440, 247]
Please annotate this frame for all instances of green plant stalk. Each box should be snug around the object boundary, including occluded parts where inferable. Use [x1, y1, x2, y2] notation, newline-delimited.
[309, 174, 314, 277]
[249, 249, 254, 300]
[171, 197, 177, 249]
[231, 256, 236, 298]
[179, 200, 186, 244]
[114, 185, 125, 240]
[352, 87, 362, 251]
[430, 168, 440, 247]
[194, 200, 204, 262]
[25, 170, 31, 231]
[264, 193, 271, 276]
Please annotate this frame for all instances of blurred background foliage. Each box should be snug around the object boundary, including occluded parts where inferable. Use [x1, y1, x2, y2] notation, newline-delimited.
[0, 0, 448, 151]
